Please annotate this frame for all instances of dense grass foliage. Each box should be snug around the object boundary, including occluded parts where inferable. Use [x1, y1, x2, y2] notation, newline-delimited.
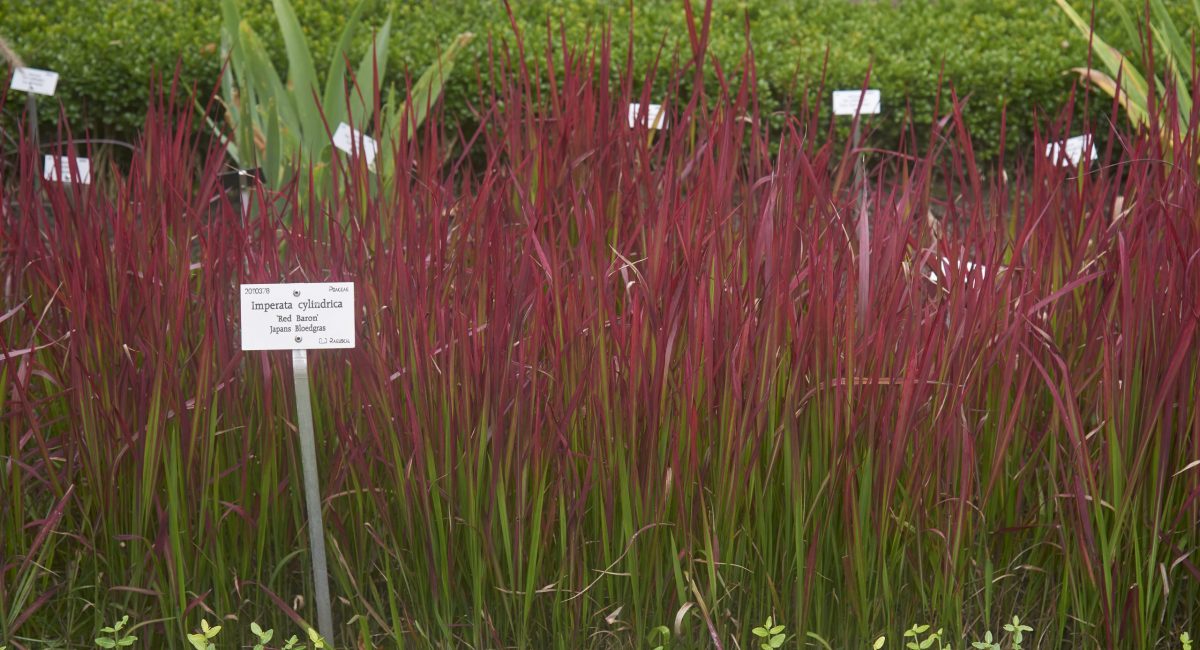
[1, 0, 1171, 159]
[2, 27, 1200, 650]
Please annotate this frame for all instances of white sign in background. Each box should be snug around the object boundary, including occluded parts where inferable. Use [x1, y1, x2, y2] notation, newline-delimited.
[11, 67, 60, 96]
[628, 103, 667, 129]
[332, 123, 379, 166]
[1046, 134, 1097, 167]
[832, 89, 882, 116]
[43, 155, 91, 184]
[240, 283, 356, 350]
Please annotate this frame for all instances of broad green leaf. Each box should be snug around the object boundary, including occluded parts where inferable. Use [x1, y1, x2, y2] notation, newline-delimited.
[95, 638, 116, 648]
[1149, 0, 1191, 77]
[385, 32, 475, 142]
[265, 97, 282, 187]
[220, 0, 245, 125]
[1148, 18, 1192, 127]
[239, 22, 298, 159]
[272, 0, 324, 151]
[349, 15, 393, 132]
[321, 0, 369, 128]
[1055, 0, 1151, 126]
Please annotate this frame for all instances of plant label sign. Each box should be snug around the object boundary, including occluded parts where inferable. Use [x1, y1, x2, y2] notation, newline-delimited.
[11, 67, 59, 96]
[332, 123, 379, 166]
[240, 283, 355, 350]
[628, 103, 667, 129]
[1046, 135, 1096, 167]
[43, 155, 91, 184]
[832, 89, 881, 116]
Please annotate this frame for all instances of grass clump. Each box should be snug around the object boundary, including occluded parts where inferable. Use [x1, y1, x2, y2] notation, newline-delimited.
[2, 9, 1199, 650]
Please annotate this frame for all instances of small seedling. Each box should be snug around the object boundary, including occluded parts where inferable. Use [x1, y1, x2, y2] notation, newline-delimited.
[648, 625, 671, 650]
[751, 615, 787, 649]
[94, 615, 137, 648]
[902, 624, 947, 650]
[1003, 616, 1032, 650]
[277, 631, 320, 650]
[306, 626, 328, 649]
[186, 619, 222, 650]
[1181, 632, 1192, 650]
[971, 630, 1001, 650]
[251, 621, 275, 650]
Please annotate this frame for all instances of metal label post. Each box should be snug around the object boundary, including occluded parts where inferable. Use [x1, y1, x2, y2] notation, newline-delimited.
[853, 120, 869, 323]
[291, 348, 334, 643]
[240, 281, 355, 645]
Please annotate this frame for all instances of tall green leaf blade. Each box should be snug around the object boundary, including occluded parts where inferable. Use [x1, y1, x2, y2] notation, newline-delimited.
[271, 0, 324, 151]
[1148, 0, 1193, 126]
[219, 0, 245, 129]
[1148, 0, 1191, 77]
[1055, 0, 1151, 126]
[239, 22, 299, 152]
[265, 98, 282, 187]
[321, 0, 368, 129]
[384, 32, 474, 144]
[1149, 24, 1193, 130]
[348, 15, 392, 131]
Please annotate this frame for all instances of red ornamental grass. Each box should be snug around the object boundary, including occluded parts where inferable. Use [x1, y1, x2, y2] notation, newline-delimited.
[1, 22, 1199, 650]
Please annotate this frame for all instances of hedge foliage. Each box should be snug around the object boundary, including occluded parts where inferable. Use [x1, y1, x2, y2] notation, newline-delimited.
[0, 0, 1181, 160]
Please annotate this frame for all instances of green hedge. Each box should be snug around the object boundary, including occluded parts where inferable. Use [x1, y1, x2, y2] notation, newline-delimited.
[0, 0, 1170, 161]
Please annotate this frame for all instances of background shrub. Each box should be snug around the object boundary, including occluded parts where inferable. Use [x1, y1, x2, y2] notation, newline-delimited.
[0, 1, 1194, 159]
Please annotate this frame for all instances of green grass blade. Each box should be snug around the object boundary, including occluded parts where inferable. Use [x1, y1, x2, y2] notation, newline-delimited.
[320, 0, 368, 129]
[385, 32, 474, 142]
[1055, 0, 1151, 126]
[271, 0, 324, 151]
[348, 15, 392, 132]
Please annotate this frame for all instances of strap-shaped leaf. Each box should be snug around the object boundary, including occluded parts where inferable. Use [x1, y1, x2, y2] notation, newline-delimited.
[272, 0, 324, 151]
[383, 32, 474, 148]
[240, 22, 299, 156]
[321, 0, 369, 128]
[265, 96, 283, 187]
[1055, 0, 1151, 127]
[219, 0, 245, 128]
[348, 15, 393, 133]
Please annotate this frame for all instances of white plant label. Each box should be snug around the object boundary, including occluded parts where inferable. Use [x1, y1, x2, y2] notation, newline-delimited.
[240, 283, 356, 350]
[1046, 135, 1096, 167]
[332, 123, 378, 165]
[926, 255, 989, 285]
[628, 103, 667, 129]
[832, 89, 881, 116]
[43, 155, 91, 184]
[11, 67, 59, 96]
